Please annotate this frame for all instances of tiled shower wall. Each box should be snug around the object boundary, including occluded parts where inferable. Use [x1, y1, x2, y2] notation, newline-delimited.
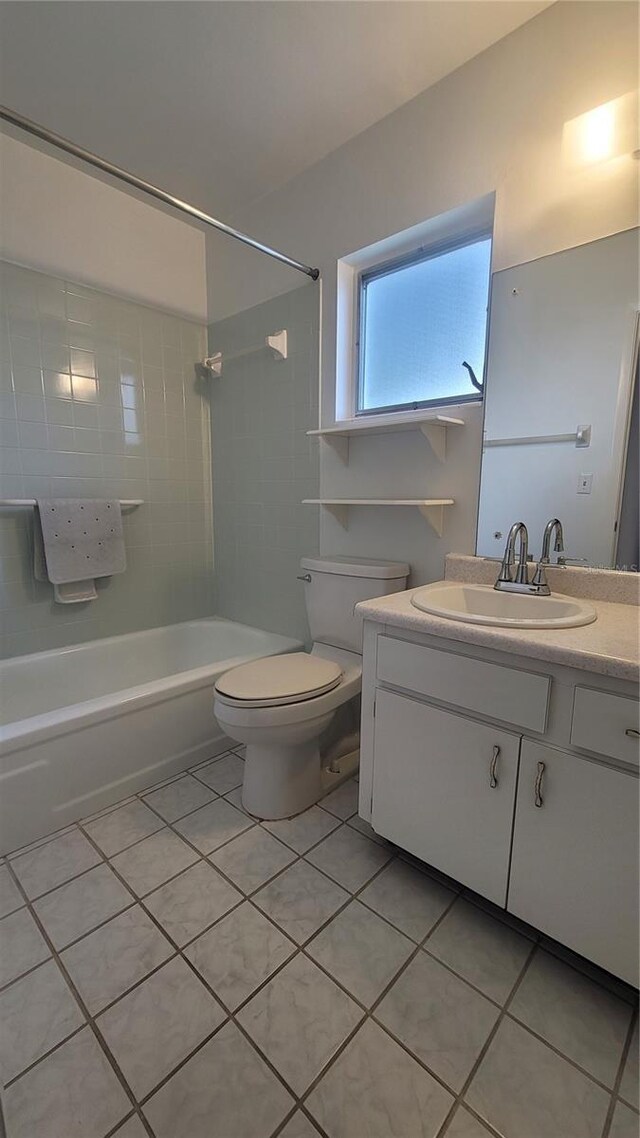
[0, 260, 214, 658]
[209, 284, 320, 643]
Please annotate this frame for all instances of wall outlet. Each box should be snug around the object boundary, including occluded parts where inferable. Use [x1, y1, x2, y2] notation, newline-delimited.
[577, 473, 593, 494]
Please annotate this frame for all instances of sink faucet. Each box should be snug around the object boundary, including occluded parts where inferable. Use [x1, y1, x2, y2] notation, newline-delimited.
[494, 522, 530, 590]
[531, 519, 564, 592]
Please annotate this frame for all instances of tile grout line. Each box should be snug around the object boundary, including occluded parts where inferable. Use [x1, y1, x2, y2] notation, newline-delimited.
[3, 770, 637, 1138]
[2, 854, 156, 1138]
[601, 1007, 640, 1138]
[433, 936, 541, 1138]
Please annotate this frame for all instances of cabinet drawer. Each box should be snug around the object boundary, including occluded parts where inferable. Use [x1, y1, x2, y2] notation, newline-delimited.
[377, 636, 550, 732]
[571, 687, 640, 767]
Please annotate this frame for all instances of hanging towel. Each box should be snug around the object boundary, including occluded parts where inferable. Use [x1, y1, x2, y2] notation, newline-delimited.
[35, 499, 126, 604]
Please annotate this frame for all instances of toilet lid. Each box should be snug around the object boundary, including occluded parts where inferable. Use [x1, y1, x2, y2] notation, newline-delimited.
[215, 653, 343, 707]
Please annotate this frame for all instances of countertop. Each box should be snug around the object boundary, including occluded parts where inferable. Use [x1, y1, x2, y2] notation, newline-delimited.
[357, 587, 640, 683]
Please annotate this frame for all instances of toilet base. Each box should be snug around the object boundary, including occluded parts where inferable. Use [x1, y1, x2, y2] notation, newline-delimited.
[242, 743, 360, 821]
[242, 739, 324, 820]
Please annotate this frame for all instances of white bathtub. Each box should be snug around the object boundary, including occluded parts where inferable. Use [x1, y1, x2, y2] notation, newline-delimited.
[0, 619, 301, 855]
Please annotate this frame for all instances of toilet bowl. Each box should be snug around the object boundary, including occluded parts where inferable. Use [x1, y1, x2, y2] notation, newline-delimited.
[213, 555, 409, 819]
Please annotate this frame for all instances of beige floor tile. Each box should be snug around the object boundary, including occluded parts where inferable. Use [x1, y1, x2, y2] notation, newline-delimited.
[466, 1017, 610, 1138]
[192, 752, 245, 794]
[426, 896, 531, 1004]
[0, 959, 83, 1084]
[359, 859, 455, 942]
[253, 860, 348, 944]
[306, 899, 413, 1007]
[509, 949, 633, 1087]
[376, 950, 499, 1091]
[144, 860, 241, 946]
[0, 863, 24, 918]
[237, 954, 363, 1094]
[263, 806, 340, 854]
[61, 906, 173, 1013]
[319, 779, 359, 820]
[11, 830, 101, 899]
[307, 1018, 453, 1138]
[143, 1021, 293, 1138]
[3, 1027, 130, 1138]
[305, 824, 392, 892]
[0, 908, 50, 987]
[97, 956, 225, 1099]
[186, 901, 295, 1010]
[173, 798, 253, 854]
[110, 829, 199, 896]
[33, 863, 132, 949]
[208, 825, 295, 893]
[84, 801, 163, 857]
[619, 1018, 638, 1109]
[142, 774, 217, 822]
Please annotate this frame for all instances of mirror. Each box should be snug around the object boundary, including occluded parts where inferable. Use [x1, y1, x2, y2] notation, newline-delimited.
[476, 229, 639, 571]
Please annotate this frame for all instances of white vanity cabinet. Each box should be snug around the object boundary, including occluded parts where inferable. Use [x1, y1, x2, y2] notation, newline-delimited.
[359, 624, 639, 985]
[508, 740, 639, 985]
[372, 689, 520, 906]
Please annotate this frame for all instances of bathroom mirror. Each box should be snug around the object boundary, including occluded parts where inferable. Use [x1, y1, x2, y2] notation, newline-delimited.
[476, 228, 639, 570]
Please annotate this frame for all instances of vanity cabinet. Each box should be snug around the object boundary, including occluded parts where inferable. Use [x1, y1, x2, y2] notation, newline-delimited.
[508, 740, 639, 985]
[360, 624, 639, 985]
[372, 689, 519, 905]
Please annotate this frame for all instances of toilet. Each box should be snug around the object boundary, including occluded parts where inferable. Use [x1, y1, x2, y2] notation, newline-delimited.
[213, 555, 410, 819]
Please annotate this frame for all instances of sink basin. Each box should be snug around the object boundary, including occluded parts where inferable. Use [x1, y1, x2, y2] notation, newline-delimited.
[410, 582, 597, 629]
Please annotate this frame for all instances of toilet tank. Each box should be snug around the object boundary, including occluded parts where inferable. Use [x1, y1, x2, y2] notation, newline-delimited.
[300, 555, 410, 653]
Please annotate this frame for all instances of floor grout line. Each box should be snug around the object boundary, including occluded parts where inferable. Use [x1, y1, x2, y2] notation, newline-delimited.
[3, 770, 637, 1138]
[2, 855, 155, 1137]
[601, 1007, 640, 1138]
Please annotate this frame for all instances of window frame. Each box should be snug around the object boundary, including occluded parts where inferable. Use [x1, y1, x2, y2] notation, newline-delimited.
[355, 227, 493, 418]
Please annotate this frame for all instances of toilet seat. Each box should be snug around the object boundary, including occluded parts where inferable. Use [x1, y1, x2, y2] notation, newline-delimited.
[215, 652, 343, 709]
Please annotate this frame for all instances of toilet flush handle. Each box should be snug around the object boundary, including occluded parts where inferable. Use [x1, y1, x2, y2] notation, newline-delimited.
[297, 574, 312, 582]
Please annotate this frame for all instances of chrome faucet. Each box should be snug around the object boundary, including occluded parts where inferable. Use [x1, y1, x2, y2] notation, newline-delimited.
[531, 518, 564, 593]
[494, 522, 531, 591]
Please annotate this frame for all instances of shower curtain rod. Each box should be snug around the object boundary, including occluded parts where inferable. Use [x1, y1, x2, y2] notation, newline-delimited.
[0, 105, 320, 282]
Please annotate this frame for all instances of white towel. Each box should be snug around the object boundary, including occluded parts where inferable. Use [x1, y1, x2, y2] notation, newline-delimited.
[34, 499, 126, 604]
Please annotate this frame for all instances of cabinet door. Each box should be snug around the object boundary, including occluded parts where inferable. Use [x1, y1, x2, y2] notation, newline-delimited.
[371, 688, 520, 906]
[509, 740, 639, 985]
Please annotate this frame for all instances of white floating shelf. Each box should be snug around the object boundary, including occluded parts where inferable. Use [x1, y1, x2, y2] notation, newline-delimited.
[307, 413, 464, 463]
[302, 498, 454, 537]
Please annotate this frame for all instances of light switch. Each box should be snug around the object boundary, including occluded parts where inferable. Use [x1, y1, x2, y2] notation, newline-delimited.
[577, 473, 593, 494]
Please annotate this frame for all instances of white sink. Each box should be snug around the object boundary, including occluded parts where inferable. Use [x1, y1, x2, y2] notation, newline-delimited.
[410, 581, 597, 629]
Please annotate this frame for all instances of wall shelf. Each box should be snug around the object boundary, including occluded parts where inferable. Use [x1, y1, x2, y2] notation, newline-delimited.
[302, 498, 454, 536]
[307, 413, 464, 463]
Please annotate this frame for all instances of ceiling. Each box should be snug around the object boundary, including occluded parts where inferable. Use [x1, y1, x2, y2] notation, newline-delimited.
[0, 1, 552, 219]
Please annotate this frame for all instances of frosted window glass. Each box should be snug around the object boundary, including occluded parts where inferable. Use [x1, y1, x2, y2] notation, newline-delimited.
[359, 237, 491, 412]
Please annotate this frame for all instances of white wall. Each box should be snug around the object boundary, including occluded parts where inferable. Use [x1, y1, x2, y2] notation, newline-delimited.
[205, 1, 638, 585]
[0, 134, 207, 321]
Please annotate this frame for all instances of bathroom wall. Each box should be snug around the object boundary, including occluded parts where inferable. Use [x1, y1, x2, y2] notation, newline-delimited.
[1, 134, 207, 322]
[206, 1, 638, 585]
[0, 260, 214, 658]
[208, 283, 319, 643]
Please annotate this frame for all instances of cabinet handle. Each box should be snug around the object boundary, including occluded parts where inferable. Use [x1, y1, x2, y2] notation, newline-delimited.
[625, 729, 640, 739]
[489, 745, 500, 789]
[534, 761, 545, 808]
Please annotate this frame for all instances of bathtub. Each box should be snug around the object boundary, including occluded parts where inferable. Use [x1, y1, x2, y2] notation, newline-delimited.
[0, 619, 301, 855]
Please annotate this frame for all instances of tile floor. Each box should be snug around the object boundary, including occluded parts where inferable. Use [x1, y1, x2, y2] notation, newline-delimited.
[0, 748, 638, 1138]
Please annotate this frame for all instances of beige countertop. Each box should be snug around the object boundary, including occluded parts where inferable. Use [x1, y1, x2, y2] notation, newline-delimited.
[357, 587, 640, 682]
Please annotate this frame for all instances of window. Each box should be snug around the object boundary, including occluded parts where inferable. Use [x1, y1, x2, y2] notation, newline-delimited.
[357, 233, 492, 415]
